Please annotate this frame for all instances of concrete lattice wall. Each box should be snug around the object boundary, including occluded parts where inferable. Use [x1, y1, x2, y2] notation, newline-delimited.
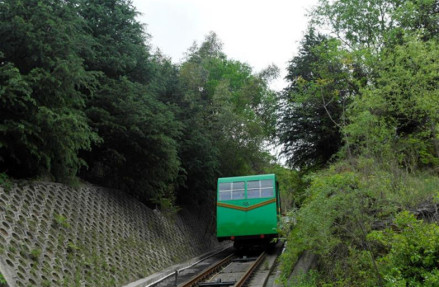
[0, 182, 218, 287]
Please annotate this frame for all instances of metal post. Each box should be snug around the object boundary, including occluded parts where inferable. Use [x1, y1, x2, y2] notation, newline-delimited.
[174, 269, 179, 286]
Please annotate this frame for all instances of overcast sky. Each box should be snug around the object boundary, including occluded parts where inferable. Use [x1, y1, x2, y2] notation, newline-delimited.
[132, 0, 319, 91]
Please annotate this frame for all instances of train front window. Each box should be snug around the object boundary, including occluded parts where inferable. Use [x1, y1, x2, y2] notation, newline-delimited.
[218, 181, 245, 200]
[247, 180, 260, 198]
[231, 182, 245, 199]
[260, 180, 274, 197]
[247, 180, 274, 198]
[218, 182, 231, 200]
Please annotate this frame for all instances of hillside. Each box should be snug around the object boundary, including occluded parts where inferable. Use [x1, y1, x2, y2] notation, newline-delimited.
[279, 159, 439, 286]
[0, 181, 219, 287]
[1, 0, 438, 286]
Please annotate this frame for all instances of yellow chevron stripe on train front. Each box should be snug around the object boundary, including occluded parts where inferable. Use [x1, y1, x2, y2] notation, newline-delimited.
[217, 198, 276, 211]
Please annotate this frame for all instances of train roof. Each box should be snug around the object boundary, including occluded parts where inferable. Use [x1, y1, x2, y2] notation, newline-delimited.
[217, 174, 276, 183]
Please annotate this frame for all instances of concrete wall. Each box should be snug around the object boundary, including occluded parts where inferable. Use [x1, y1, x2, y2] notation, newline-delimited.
[0, 182, 219, 287]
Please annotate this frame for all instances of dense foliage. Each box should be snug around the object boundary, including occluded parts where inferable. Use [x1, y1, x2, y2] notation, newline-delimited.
[279, 0, 439, 170]
[0, 0, 276, 206]
[369, 211, 439, 286]
[74, 0, 182, 200]
[278, 29, 349, 169]
[2, 0, 438, 285]
[0, 0, 100, 180]
[279, 0, 439, 286]
[280, 160, 439, 286]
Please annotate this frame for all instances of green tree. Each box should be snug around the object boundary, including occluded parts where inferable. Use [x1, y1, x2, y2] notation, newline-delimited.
[280, 1, 439, 285]
[81, 77, 181, 200]
[313, 0, 397, 49]
[76, 0, 152, 82]
[75, 0, 182, 201]
[393, 0, 439, 41]
[278, 28, 356, 169]
[313, 0, 439, 49]
[176, 32, 277, 203]
[0, 0, 99, 181]
[346, 37, 439, 169]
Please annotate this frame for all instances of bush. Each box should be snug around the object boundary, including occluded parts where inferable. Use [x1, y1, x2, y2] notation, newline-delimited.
[280, 159, 439, 286]
[368, 212, 439, 287]
[0, 172, 12, 191]
[0, 273, 6, 285]
[280, 168, 382, 285]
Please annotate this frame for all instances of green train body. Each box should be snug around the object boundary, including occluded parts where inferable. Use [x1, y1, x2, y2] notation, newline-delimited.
[216, 174, 280, 245]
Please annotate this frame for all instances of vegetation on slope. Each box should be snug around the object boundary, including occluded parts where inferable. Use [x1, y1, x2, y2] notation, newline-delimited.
[0, 0, 277, 208]
[1, 0, 438, 285]
[278, 0, 439, 286]
[280, 160, 439, 286]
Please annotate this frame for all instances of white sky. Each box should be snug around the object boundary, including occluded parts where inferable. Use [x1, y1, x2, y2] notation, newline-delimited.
[132, 0, 319, 91]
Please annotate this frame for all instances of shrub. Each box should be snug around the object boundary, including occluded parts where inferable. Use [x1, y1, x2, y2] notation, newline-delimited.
[280, 168, 383, 285]
[0, 172, 12, 191]
[280, 159, 439, 285]
[368, 211, 439, 287]
[0, 272, 6, 285]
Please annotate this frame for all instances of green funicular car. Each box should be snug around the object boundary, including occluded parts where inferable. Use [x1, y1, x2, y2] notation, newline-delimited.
[216, 174, 280, 250]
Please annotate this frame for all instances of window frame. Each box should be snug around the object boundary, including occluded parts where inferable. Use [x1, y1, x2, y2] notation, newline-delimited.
[218, 178, 275, 201]
[218, 181, 245, 201]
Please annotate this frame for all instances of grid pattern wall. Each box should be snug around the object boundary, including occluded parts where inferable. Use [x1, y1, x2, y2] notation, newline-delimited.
[0, 182, 217, 287]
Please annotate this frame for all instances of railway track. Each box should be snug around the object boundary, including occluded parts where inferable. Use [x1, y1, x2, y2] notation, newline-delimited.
[178, 251, 266, 287]
[133, 242, 283, 287]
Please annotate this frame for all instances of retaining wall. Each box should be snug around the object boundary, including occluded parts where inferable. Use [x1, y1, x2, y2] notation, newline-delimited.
[0, 181, 218, 287]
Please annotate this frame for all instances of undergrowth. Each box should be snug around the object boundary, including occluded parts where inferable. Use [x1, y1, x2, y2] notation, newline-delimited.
[279, 158, 439, 286]
[0, 172, 12, 191]
[0, 272, 6, 285]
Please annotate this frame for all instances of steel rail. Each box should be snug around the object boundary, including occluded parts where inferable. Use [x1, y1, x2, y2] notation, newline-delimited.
[235, 251, 266, 287]
[178, 254, 235, 287]
[131, 246, 232, 287]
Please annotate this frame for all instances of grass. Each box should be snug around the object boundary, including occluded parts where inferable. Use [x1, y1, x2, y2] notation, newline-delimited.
[53, 213, 70, 229]
[0, 273, 7, 285]
[30, 249, 41, 261]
